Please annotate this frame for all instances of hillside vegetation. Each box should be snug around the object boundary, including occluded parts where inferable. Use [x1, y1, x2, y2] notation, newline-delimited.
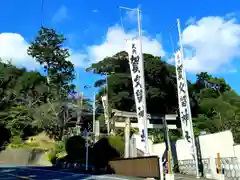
[0, 26, 240, 166]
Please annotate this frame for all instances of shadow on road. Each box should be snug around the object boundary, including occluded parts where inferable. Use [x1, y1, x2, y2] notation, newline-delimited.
[0, 135, 122, 179]
[0, 166, 93, 179]
[54, 136, 121, 174]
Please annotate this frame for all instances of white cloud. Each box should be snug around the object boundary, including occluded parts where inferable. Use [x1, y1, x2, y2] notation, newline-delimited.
[79, 25, 165, 67]
[68, 50, 88, 67]
[0, 25, 164, 69]
[125, 10, 138, 23]
[182, 15, 240, 73]
[52, 5, 69, 23]
[121, 5, 142, 26]
[0, 33, 83, 70]
[185, 16, 196, 25]
[92, 9, 98, 13]
[4, 14, 240, 73]
[0, 33, 38, 69]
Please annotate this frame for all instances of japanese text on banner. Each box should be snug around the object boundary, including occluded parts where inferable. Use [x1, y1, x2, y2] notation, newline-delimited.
[127, 39, 146, 142]
[175, 50, 194, 152]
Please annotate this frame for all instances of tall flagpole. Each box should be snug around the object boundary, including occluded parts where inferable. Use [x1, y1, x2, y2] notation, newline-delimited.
[137, 8, 149, 155]
[93, 92, 96, 140]
[177, 18, 200, 178]
[105, 73, 110, 135]
[121, 6, 149, 155]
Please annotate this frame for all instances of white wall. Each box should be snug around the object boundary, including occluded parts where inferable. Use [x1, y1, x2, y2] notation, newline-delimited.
[233, 144, 240, 158]
[133, 130, 238, 179]
[176, 130, 235, 160]
[132, 133, 166, 157]
[134, 130, 237, 161]
[151, 143, 166, 157]
[132, 133, 154, 154]
[199, 130, 235, 158]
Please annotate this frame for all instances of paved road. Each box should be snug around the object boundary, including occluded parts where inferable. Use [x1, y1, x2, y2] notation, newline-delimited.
[0, 166, 144, 180]
[0, 166, 213, 180]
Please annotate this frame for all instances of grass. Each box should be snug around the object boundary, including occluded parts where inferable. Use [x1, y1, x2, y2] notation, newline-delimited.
[6, 133, 66, 165]
[7, 133, 56, 150]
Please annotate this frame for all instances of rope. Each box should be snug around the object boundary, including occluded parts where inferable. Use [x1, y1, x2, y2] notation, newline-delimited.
[119, 7, 125, 33]
[169, 32, 176, 56]
[168, 21, 178, 59]
[40, 0, 44, 27]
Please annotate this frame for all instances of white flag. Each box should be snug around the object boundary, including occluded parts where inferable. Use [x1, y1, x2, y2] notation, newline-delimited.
[175, 50, 194, 154]
[127, 39, 148, 145]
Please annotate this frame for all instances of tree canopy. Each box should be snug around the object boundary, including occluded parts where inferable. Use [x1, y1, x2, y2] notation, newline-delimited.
[0, 27, 92, 145]
[87, 51, 240, 143]
[87, 51, 178, 114]
[0, 26, 240, 149]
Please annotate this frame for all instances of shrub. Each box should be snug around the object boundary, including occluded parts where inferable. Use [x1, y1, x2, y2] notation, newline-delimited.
[8, 135, 39, 149]
[92, 137, 121, 169]
[108, 136, 124, 156]
[46, 140, 66, 163]
[9, 135, 22, 147]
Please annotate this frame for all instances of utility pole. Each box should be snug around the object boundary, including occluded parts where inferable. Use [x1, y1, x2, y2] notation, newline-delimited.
[105, 73, 110, 135]
[177, 18, 200, 178]
[76, 92, 83, 126]
[163, 116, 174, 174]
[92, 92, 96, 140]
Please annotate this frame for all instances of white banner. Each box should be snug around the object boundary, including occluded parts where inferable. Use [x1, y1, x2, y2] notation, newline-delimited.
[127, 39, 148, 144]
[101, 95, 109, 124]
[175, 50, 194, 153]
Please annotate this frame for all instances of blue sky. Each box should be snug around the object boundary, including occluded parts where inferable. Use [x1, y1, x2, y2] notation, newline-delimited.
[0, 0, 240, 99]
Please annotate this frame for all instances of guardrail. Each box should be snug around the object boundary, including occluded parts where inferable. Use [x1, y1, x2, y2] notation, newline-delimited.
[178, 158, 211, 177]
[215, 157, 240, 180]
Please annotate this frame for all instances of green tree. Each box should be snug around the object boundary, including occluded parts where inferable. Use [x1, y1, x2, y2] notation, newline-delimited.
[194, 72, 231, 100]
[193, 89, 240, 142]
[27, 27, 75, 98]
[0, 61, 49, 138]
[87, 51, 240, 143]
[27, 27, 77, 139]
[86, 51, 178, 114]
[86, 51, 183, 142]
[0, 105, 32, 136]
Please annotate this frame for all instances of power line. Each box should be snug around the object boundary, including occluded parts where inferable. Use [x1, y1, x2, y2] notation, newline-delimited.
[168, 21, 177, 32]
[119, 6, 139, 33]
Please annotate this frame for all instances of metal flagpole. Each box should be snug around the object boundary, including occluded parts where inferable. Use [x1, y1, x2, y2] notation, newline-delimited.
[177, 18, 200, 178]
[120, 6, 149, 155]
[93, 92, 96, 140]
[137, 8, 149, 156]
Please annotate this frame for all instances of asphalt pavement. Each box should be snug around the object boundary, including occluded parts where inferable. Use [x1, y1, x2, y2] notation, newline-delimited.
[0, 166, 145, 180]
[0, 165, 213, 180]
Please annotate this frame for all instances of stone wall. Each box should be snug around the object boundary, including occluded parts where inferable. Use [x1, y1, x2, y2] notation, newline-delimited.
[0, 148, 51, 166]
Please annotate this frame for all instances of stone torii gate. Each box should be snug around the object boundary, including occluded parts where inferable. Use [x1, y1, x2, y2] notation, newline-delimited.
[110, 109, 177, 158]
